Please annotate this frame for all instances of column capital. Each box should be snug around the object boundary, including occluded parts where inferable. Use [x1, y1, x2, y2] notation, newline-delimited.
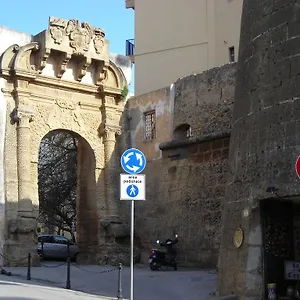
[99, 121, 122, 139]
[14, 105, 34, 125]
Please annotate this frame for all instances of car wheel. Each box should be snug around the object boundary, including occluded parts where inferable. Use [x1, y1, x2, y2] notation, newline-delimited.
[37, 251, 44, 261]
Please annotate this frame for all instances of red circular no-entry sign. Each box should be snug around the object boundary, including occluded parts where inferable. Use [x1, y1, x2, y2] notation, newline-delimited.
[296, 156, 300, 178]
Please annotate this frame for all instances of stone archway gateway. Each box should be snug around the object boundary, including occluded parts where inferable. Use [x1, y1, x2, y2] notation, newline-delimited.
[0, 17, 131, 266]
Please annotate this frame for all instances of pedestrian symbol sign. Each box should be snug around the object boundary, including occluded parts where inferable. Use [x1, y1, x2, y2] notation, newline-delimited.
[126, 185, 139, 198]
[120, 148, 146, 174]
[120, 174, 145, 201]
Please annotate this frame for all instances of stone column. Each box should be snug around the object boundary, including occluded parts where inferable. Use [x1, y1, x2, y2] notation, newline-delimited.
[16, 109, 34, 216]
[4, 105, 39, 267]
[102, 123, 122, 218]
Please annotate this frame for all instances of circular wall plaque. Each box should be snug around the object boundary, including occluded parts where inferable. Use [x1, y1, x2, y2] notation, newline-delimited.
[233, 228, 244, 248]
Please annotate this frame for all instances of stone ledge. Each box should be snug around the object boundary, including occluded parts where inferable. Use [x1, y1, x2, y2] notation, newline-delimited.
[159, 130, 231, 151]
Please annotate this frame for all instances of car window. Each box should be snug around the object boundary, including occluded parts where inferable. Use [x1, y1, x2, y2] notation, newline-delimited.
[38, 236, 54, 243]
[54, 236, 70, 245]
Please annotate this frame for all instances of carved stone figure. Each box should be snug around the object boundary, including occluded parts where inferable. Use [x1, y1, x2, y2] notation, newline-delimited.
[65, 19, 93, 54]
[94, 28, 105, 54]
[49, 18, 67, 44]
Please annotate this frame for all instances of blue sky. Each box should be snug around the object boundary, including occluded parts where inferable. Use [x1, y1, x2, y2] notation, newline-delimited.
[0, 0, 135, 91]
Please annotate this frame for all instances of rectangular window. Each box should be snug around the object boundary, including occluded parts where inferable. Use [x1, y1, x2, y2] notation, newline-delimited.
[144, 110, 156, 141]
[229, 46, 235, 62]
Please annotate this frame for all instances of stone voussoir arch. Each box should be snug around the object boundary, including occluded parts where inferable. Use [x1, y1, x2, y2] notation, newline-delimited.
[0, 17, 130, 266]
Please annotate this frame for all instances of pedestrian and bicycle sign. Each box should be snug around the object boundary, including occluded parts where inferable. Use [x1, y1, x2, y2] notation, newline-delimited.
[121, 148, 146, 174]
[120, 174, 145, 201]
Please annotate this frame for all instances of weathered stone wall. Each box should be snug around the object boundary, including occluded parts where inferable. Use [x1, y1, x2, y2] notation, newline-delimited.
[173, 64, 235, 137]
[127, 64, 236, 267]
[217, 0, 300, 298]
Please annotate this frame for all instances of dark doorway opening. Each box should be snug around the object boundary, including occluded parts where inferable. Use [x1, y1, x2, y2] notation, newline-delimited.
[38, 130, 78, 242]
[261, 198, 300, 298]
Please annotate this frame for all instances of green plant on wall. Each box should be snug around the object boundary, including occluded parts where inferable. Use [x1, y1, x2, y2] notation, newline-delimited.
[121, 85, 129, 100]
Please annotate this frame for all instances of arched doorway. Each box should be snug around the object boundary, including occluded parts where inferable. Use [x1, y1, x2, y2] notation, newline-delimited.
[38, 129, 97, 260]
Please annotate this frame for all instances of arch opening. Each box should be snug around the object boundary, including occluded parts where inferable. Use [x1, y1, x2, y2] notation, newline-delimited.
[37, 129, 97, 260]
[174, 123, 192, 140]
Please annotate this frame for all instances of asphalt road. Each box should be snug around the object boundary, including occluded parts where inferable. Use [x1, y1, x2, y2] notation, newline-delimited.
[0, 262, 218, 300]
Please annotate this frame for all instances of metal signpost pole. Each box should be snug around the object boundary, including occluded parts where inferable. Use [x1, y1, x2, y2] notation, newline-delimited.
[120, 148, 147, 300]
[130, 200, 134, 300]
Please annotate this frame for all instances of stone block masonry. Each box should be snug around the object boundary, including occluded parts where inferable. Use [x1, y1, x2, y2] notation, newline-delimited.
[127, 63, 236, 268]
[135, 135, 230, 268]
[217, 0, 300, 298]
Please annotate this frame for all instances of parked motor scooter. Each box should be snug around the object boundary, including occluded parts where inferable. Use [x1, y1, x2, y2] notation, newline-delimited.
[148, 234, 178, 271]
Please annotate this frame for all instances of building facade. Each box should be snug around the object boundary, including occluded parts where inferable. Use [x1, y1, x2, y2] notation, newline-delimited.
[126, 0, 243, 95]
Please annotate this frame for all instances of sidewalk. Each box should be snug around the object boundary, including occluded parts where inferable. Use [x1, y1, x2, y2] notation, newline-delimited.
[3, 262, 121, 297]
[0, 279, 118, 300]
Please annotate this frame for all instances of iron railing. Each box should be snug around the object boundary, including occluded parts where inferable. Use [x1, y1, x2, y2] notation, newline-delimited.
[126, 39, 135, 56]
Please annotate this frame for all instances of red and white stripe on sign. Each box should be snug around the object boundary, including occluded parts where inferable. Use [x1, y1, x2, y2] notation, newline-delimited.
[296, 156, 300, 178]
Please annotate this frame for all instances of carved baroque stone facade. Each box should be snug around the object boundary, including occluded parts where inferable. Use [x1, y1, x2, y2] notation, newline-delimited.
[0, 17, 130, 266]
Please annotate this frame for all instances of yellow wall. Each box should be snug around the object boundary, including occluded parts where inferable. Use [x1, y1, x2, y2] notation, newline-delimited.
[135, 44, 208, 96]
[132, 0, 243, 95]
[214, 0, 243, 66]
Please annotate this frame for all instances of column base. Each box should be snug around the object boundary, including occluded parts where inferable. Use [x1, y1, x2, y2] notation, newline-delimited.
[3, 241, 40, 267]
[4, 215, 40, 267]
[77, 244, 131, 266]
[76, 217, 133, 265]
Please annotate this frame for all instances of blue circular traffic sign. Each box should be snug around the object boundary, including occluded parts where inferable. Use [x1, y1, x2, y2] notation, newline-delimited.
[121, 148, 146, 174]
[126, 184, 139, 198]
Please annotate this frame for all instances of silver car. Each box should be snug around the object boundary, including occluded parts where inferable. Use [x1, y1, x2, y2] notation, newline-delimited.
[37, 234, 79, 261]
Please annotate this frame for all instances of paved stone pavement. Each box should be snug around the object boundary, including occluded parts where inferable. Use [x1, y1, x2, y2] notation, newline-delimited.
[0, 280, 116, 300]
[0, 262, 218, 300]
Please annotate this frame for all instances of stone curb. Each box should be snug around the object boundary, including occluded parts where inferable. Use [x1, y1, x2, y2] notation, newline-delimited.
[217, 295, 237, 300]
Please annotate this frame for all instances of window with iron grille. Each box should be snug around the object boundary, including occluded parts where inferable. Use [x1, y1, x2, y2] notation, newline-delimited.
[144, 110, 156, 141]
[229, 46, 235, 62]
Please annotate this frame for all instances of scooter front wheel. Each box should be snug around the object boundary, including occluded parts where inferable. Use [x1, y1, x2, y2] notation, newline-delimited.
[149, 261, 160, 271]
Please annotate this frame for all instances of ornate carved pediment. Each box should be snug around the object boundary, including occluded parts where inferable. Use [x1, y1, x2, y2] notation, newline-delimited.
[0, 17, 129, 98]
[38, 17, 109, 61]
